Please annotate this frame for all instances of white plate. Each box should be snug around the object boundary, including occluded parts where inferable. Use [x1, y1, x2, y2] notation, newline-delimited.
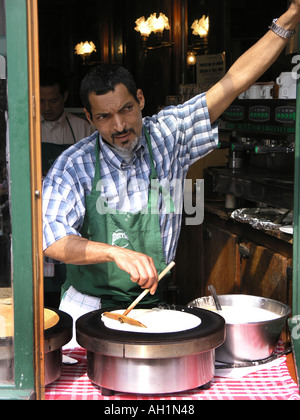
[101, 308, 201, 334]
[279, 225, 293, 234]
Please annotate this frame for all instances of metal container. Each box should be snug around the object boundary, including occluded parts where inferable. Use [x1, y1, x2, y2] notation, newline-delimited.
[0, 308, 73, 385]
[0, 337, 13, 382]
[188, 295, 291, 364]
[44, 309, 73, 385]
[76, 305, 225, 395]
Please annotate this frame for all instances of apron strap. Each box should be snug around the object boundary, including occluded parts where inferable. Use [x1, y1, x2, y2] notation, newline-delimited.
[65, 115, 76, 144]
[144, 127, 175, 213]
[143, 126, 158, 180]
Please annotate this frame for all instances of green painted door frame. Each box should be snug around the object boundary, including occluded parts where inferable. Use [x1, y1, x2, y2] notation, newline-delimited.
[0, 0, 35, 399]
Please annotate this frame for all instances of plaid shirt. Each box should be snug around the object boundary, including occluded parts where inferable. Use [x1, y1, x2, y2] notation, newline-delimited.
[42, 93, 218, 263]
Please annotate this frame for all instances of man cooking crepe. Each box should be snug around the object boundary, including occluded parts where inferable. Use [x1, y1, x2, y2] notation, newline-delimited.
[43, 2, 300, 338]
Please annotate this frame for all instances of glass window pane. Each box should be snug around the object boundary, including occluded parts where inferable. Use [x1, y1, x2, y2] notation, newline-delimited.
[0, 0, 14, 384]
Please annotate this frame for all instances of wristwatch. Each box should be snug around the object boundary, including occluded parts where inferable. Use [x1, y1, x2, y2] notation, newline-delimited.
[269, 18, 296, 39]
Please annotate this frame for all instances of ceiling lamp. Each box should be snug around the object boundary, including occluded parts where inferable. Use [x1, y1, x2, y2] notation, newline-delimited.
[191, 15, 209, 38]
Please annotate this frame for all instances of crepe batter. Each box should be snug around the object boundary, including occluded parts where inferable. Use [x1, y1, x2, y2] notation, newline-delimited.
[102, 308, 201, 333]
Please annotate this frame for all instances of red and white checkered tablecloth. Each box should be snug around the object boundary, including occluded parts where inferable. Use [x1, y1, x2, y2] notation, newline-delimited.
[45, 345, 300, 401]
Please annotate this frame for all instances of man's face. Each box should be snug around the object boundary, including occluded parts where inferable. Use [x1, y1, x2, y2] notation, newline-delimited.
[84, 84, 145, 151]
[40, 84, 68, 121]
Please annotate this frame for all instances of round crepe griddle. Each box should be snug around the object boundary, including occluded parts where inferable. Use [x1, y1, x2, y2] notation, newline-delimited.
[0, 305, 60, 337]
[44, 308, 60, 330]
[102, 308, 201, 333]
[77, 305, 226, 360]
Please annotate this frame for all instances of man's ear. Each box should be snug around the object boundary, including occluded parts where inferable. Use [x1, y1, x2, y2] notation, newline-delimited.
[83, 108, 93, 125]
[137, 89, 145, 111]
[63, 91, 69, 103]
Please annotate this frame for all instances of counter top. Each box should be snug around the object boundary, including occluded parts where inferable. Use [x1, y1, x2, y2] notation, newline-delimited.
[205, 201, 293, 245]
[45, 345, 299, 400]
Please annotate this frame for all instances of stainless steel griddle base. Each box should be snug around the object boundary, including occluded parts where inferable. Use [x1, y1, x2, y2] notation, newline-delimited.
[87, 349, 215, 395]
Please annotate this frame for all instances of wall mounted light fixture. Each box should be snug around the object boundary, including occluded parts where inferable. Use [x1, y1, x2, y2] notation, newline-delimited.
[135, 13, 173, 53]
[191, 15, 209, 38]
[187, 15, 209, 66]
[147, 13, 170, 34]
[74, 41, 97, 63]
[187, 51, 197, 66]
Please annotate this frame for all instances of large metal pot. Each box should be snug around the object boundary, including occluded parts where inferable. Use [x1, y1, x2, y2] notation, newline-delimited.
[188, 294, 291, 364]
[76, 305, 225, 395]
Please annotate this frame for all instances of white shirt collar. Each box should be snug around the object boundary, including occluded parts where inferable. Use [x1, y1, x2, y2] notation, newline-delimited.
[41, 111, 67, 125]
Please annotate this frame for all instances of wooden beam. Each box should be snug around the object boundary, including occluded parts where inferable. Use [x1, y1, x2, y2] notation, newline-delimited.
[27, 0, 45, 400]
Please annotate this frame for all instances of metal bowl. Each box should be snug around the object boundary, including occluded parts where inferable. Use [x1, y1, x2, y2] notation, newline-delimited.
[188, 294, 291, 363]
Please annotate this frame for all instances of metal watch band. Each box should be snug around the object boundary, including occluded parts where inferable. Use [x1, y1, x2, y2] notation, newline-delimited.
[269, 18, 296, 39]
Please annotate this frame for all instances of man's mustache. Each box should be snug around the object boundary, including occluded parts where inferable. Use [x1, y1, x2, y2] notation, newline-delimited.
[112, 128, 135, 140]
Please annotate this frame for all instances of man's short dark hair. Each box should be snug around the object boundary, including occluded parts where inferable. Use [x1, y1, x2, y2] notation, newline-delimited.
[40, 66, 68, 95]
[80, 64, 139, 115]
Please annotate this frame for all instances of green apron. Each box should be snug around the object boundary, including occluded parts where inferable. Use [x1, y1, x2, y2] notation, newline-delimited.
[64, 128, 173, 308]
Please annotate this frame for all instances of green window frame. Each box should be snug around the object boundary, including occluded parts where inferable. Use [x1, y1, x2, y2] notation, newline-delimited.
[0, 0, 41, 400]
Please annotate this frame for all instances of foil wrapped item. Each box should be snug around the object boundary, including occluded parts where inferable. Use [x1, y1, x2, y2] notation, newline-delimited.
[230, 208, 293, 231]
